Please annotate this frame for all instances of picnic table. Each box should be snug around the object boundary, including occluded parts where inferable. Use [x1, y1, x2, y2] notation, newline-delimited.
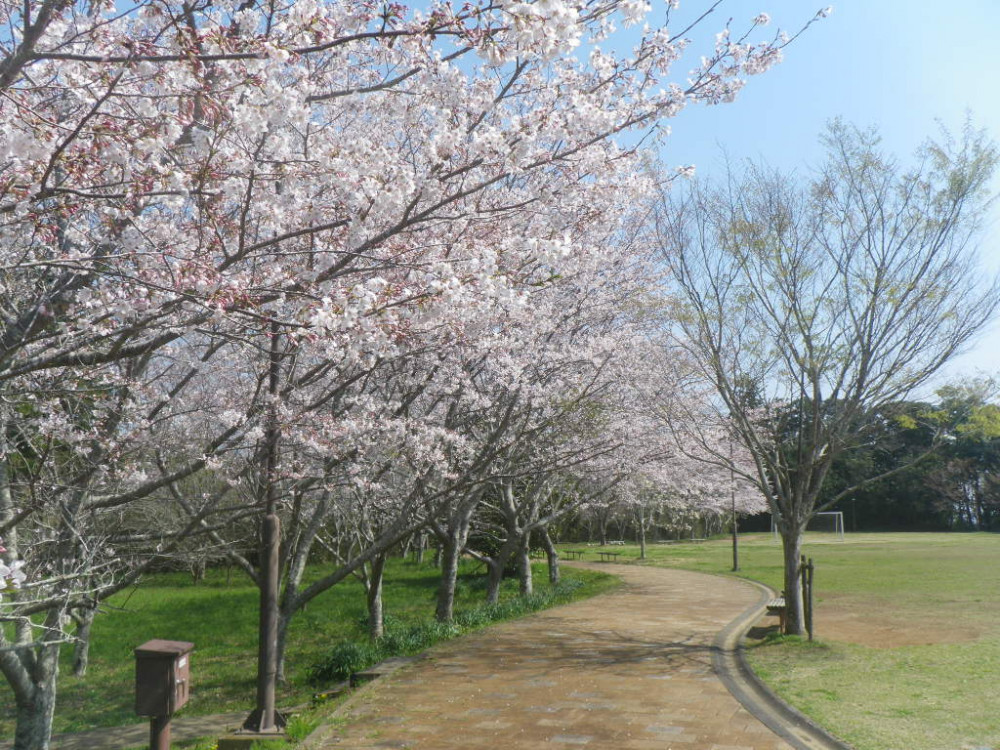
[597, 550, 621, 562]
[563, 549, 585, 560]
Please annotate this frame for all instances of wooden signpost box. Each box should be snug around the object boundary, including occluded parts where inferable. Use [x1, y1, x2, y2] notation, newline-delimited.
[135, 639, 194, 750]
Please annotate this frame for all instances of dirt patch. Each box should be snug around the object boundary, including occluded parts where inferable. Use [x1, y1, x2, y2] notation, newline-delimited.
[758, 595, 982, 649]
[813, 605, 981, 648]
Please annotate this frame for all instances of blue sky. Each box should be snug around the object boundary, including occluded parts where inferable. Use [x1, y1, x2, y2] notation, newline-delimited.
[659, 0, 1000, 385]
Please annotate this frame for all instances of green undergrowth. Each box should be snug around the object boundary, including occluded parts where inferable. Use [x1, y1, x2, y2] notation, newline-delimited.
[1, 558, 617, 740]
[307, 577, 595, 684]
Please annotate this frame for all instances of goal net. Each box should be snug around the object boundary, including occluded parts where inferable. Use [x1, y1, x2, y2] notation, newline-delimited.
[771, 511, 845, 541]
[807, 511, 845, 540]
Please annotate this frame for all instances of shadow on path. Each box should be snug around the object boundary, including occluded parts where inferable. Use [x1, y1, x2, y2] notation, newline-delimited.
[304, 563, 795, 750]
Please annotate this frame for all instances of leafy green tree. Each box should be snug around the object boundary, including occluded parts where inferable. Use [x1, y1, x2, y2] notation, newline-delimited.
[928, 381, 1000, 529]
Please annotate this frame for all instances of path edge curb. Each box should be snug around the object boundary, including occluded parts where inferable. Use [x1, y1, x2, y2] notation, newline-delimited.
[711, 577, 854, 750]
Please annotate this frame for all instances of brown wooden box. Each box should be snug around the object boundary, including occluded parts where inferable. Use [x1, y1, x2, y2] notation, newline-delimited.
[135, 639, 194, 716]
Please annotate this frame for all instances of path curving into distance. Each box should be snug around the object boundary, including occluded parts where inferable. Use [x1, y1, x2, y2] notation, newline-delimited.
[304, 563, 849, 750]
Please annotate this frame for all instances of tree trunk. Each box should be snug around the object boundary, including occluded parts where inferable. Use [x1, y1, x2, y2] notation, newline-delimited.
[780, 525, 805, 635]
[484, 531, 521, 604]
[416, 532, 425, 565]
[517, 538, 532, 597]
[13, 669, 58, 750]
[435, 501, 477, 622]
[484, 557, 504, 605]
[366, 554, 387, 640]
[275, 612, 290, 685]
[638, 508, 647, 560]
[540, 529, 560, 585]
[190, 559, 206, 584]
[436, 529, 464, 622]
[71, 608, 96, 677]
[11, 612, 63, 750]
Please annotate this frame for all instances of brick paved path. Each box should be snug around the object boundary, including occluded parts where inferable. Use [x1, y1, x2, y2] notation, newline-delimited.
[304, 563, 793, 750]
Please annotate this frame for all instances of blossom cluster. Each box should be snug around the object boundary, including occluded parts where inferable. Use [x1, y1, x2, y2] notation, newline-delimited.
[0, 2, 817, 740]
[0, 540, 26, 601]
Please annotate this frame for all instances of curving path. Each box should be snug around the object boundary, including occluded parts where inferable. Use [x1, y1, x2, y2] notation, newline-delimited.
[304, 564, 798, 750]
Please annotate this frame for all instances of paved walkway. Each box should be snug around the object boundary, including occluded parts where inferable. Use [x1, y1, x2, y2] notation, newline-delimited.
[7, 563, 846, 750]
[0, 712, 249, 750]
[303, 564, 795, 750]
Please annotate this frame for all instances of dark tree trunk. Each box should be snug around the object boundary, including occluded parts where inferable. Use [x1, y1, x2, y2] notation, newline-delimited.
[485, 535, 520, 605]
[638, 507, 647, 560]
[780, 523, 806, 635]
[540, 529, 560, 585]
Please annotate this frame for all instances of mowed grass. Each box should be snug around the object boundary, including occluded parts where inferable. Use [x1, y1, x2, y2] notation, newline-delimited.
[0, 558, 617, 739]
[564, 532, 1000, 750]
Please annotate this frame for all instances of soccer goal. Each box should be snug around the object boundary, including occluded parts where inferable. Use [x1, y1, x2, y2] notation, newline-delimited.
[771, 511, 845, 541]
[807, 511, 845, 540]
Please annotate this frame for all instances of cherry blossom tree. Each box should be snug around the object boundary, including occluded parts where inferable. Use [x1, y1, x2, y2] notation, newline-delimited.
[0, 0, 827, 744]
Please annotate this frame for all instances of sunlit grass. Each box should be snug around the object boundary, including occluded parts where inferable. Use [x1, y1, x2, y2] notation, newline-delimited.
[564, 532, 1000, 750]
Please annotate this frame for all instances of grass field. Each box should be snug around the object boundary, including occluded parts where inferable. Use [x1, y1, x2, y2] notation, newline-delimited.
[0, 558, 617, 742]
[566, 532, 1000, 750]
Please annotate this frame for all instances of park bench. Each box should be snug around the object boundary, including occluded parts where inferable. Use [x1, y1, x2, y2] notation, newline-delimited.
[607, 540, 626, 545]
[597, 550, 621, 562]
[655, 538, 706, 545]
[563, 550, 585, 560]
[766, 595, 787, 633]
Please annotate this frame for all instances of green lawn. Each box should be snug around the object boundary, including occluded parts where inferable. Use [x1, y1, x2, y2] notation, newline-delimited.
[0, 558, 617, 741]
[565, 532, 1000, 750]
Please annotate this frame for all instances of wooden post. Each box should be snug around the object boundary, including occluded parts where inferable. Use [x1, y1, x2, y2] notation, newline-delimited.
[150, 715, 170, 750]
[800, 555, 814, 641]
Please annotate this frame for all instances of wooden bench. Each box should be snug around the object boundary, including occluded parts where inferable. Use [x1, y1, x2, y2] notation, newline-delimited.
[607, 540, 626, 546]
[655, 538, 706, 545]
[597, 551, 621, 562]
[563, 550, 585, 560]
[766, 596, 787, 633]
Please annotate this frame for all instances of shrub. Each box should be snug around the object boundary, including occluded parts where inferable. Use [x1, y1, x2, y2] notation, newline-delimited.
[308, 575, 590, 687]
[306, 641, 381, 685]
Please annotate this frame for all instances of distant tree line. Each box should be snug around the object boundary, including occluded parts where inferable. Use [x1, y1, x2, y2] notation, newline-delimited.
[820, 380, 1000, 532]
